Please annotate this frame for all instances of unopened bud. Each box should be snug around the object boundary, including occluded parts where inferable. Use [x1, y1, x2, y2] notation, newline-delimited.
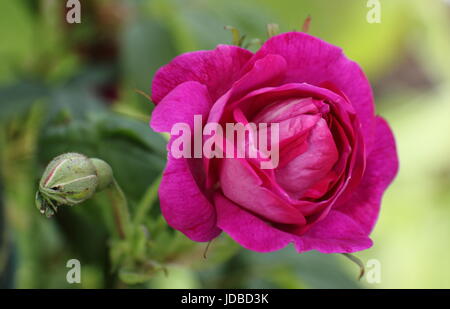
[36, 153, 114, 217]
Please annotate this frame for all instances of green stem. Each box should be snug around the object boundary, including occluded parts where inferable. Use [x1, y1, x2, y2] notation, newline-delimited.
[106, 179, 131, 240]
[133, 175, 162, 225]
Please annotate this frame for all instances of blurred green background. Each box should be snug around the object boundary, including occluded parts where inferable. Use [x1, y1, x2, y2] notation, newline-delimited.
[1, 0, 449, 289]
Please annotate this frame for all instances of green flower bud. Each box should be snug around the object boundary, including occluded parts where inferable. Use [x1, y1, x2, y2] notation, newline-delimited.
[36, 153, 114, 218]
[90, 158, 113, 191]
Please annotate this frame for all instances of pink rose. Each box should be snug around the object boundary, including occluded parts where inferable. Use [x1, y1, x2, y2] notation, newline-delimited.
[150, 32, 398, 253]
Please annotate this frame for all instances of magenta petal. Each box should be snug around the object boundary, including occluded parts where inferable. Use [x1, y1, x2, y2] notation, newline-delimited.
[300, 210, 373, 253]
[159, 155, 221, 242]
[251, 32, 375, 144]
[152, 45, 253, 103]
[220, 158, 306, 225]
[207, 54, 288, 125]
[335, 116, 399, 234]
[229, 54, 287, 101]
[275, 118, 338, 197]
[150, 81, 211, 132]
[216, 192, 371, 253]
[215, 193, 300, 252]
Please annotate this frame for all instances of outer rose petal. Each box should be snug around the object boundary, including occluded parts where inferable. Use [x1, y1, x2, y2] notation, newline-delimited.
[215, 193, 300, 252]
[335, 116, 399, 234]
[159, 154, 221, 242]
[300, 210, 373, 253]
[151, 45, 253, 103]
[228, 54, 287, 101]
[250, 32, 375, 146]
[216, 191, 373, 253]
[207, 54, 288, 124]
[150, 81, 211, 132]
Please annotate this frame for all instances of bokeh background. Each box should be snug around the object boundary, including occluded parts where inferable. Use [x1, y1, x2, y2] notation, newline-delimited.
[1, 0, 450, 289]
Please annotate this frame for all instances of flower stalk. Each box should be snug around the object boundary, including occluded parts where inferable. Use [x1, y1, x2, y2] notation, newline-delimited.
[106, 179, 130, 239]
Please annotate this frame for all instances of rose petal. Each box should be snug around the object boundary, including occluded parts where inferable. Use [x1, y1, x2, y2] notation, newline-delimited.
[207, 54, 288, 125]
[335, 116, 399, 234]
[275, 118, 339, 198]
[220, 158, 306, 225]
[152, 45, 253, 103]
[215, 192, 372, 253]
[150, 81, 211, 132]
[252, 97, 324, 124]
[230, 82, 353, 122]
[215, 193, 300, 252]
[300, 210, 373, 253]
[159, 154, 221, 242]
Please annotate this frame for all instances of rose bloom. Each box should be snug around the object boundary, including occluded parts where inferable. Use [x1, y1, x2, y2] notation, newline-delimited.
[150, 32, 398, 253]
